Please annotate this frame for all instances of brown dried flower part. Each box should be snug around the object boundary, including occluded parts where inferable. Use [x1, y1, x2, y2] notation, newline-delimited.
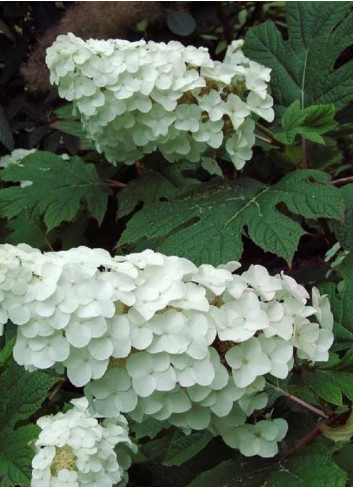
[177, 92, 198, 105]
[21, 2, 163, 93]
[210, 295, 224, 308]
[109, 357, 128, 369]
[212, 337, 237, 367]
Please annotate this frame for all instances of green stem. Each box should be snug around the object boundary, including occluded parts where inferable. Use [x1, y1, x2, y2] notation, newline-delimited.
[301, 137, 308, 169]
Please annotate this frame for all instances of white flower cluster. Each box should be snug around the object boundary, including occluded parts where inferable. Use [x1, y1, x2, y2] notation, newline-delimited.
[31, 397, 134, 487]
[0, 244, 333, 457]
[46, 33, 274, 170]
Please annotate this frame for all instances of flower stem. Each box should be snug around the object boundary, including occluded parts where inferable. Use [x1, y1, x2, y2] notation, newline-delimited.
[255, 122, 285, 149]
[267, 382, 328, 418]
[331, 176, 353, 186]
[104, 178, 127, 188]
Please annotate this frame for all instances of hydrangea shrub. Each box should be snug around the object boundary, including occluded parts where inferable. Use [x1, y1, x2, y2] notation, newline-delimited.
[2, 2, 353, 484]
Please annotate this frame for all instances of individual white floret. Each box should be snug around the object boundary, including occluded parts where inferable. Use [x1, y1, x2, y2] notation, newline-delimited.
[85, 367, 138, 417]
[126, 351, 176, 397]
[258, 335, 293, 379]
[225, 118, 256, 170]
[225, 337, 271, 388]
[210, 404, 248, 446]
[311, 287, 334, 331]
[63, 346, 110, 387]
[191, 263, 234, 296]
[211, 291, 269, 342]
[275, 272, 310, 304]
[170, 404, 212, 431]
[171, 350, 216, 387]
[146, 310, 191, 355]
[242, 264, 282, 301]
[292, 317, 320, 359]
[297, 328, 334, 362]
[224, 93, 250, 129]
[230, 418, 288, 457]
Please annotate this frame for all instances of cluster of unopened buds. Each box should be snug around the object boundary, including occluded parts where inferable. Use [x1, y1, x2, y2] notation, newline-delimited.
[46, 34, 274, 170]
[0, 243, 333, 470]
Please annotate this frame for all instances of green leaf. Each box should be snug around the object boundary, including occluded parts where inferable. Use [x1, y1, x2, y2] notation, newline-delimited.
[51, 120, 94, 151]
[264, 443, 347, 486]
[188, 455, 271, 487]
[0, 361, 59, 429]
[0, 337, 15, 366]
[0, 104, 14, 151]
[333, 444, 353, 485]
[0, 151, 110, 231]
[302, 370, 353, 406]
[3, 214, 53, 248]
[0, 424, 40, 486]
[189, 443, 347, 487]
[244, 2, 353, 112]
[0, 361, 59, 486]
[163, 431, 213, 467]
[332, 184, 353, 251]
[276, 101, 337, 144]
[120, 170, 344, 265]
[303, 346, 353, 405]
[54, 104, 76, 120]
[319, 253, 353, 349]
[117, 161, 198, 218]
[132, 418, 170, 441]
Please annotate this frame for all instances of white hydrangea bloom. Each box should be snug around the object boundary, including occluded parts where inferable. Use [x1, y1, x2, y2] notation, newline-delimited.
[31, 397, 134, 487]
[0, 244, 333, 458]
[225, 337, 271, 388]
[311, 287, 334, 330]
[46, 34, 274, 170]
[229, 418, 288, 457]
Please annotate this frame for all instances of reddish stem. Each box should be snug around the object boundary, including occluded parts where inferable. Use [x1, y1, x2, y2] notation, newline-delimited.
[289, 411, 349, 454]
[331, 176, 353, 186]
[104, 178, 127, 188]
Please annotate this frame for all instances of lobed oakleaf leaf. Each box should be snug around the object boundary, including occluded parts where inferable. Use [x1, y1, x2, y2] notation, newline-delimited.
[320, 253, 353, 349]
[0, 425, 40, 486]
[276, 101, 337, 145]
[264, 443, 348, 486]
[332, 183, 353, 252]
[0, 360, 59, 486]
[120, 170, 344, 265]
[244, 2, 353, 112]
[117, 161, 198, 218]
[0, 151, 110, 230]
[189, 443, 347, 487]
